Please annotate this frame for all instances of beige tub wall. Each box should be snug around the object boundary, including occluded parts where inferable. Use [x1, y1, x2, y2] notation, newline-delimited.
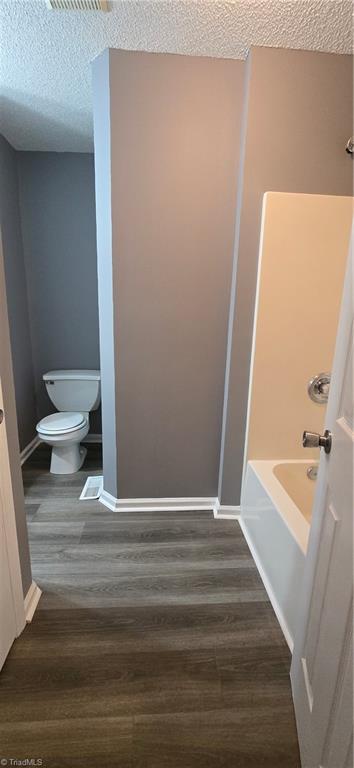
[246, 192, 353, 462]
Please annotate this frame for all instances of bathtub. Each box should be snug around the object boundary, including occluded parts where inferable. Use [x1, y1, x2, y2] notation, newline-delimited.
[240, 460, 317, 651]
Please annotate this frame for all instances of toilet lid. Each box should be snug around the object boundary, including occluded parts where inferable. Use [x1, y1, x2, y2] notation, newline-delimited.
[37, 412, 87, 435]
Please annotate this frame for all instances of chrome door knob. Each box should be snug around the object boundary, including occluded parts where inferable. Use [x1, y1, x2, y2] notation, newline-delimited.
[307, 373, 331, 404]
[302, 429, 332, 454]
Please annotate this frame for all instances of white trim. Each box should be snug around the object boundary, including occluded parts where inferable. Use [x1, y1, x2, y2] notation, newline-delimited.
[20, 435, 41, 466]
[239, 516, 293, 652]
[20, 432, 102, 465]
[100, 490, 218, 513]
[241, 192, 268, 494]
[217, 54, 251, 503]
[213, 505, 241, 520]
[24, 581, 42, 623]
[82, 433, 102, 443]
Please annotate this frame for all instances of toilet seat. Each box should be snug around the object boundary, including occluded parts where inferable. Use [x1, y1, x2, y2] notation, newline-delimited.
[37, 411, 87, 435]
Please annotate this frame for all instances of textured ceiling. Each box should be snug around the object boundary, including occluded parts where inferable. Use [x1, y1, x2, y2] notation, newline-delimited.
[0, 0, 352, 152]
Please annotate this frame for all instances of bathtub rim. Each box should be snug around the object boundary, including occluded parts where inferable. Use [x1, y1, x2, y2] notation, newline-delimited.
[246, 459, 313, 555]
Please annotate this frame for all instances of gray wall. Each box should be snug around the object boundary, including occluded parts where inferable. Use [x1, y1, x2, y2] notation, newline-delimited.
[219, 47, 354, 506]
[0, 135, 37, 451]
[18, 152, 101, 432]
[0, 138, 99, 595]
[0, 227, 32, 596]
[93, 49, 244, 499]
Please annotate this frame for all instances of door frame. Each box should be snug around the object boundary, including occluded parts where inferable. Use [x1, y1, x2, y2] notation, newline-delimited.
[0, 232, 26, 637]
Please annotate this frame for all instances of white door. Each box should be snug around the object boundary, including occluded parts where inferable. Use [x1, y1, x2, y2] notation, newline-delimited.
[0, 231, 26, 668]
[0, 452, 18, 668]
[290, 235, 353, 767]
[0, 381, 21, 669]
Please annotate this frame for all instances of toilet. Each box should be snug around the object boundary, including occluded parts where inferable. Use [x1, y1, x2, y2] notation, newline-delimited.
[36, 369, 101, 474]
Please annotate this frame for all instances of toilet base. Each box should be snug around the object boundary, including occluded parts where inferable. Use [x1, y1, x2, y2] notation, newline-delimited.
[50, 443, 87, 475]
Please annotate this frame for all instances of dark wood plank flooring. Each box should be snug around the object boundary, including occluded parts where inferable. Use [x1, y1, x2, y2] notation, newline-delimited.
[0, 444, 300, 767]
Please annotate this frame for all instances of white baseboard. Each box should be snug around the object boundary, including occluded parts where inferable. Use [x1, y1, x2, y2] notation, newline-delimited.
[20, 433, 101, 465]
[24, 581, 42, 622]
[239, 516, 294, 652]
[20, 436, 41, 466]
[82, 433, 102, 443]
[213, 505, 241, 520]
[100, 490, 218, 513]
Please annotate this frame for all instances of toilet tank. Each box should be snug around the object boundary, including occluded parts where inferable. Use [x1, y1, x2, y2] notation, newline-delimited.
[43, 370, 101, 412]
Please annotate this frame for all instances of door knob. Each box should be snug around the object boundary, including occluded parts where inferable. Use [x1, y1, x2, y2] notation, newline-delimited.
[307, 372, 330, 404]
[302, 429, 332, 454]
[0, 409, 3, 424]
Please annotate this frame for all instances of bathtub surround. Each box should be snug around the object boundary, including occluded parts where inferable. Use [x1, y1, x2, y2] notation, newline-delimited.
[17, 152, 101, 433]
[0, 135, 37, 451]
[93, 49, 244, 500]
[240, 192, 353, 651]
[245, 193, 353, 465]
[219, 47, 353, 507]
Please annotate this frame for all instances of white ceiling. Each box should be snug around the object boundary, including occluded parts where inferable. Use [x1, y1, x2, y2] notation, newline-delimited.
[0, 0, 352, 152]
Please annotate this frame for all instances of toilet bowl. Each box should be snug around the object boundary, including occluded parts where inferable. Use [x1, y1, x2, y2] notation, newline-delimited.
[36, 370, 100, 474]
[36, 411, 89, 474]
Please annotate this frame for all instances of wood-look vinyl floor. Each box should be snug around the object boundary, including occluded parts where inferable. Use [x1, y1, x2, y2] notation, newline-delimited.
[0, 444, 300, 767]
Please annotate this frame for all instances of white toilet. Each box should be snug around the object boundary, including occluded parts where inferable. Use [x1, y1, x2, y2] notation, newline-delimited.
[36, 369, 101, 474]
